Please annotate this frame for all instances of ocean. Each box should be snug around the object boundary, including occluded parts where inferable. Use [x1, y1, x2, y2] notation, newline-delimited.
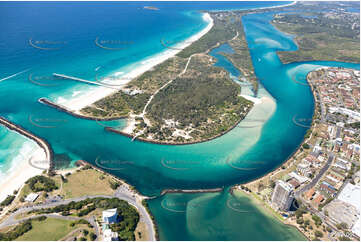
[0, 1, 359, 240]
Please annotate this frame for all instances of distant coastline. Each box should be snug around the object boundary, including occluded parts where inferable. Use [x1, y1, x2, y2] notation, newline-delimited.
[209, 1, 297, 12]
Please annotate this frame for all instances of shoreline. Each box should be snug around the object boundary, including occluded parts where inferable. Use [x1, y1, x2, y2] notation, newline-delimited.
[210, 1, 297, 13]
[236, 68, 318, 187]
[234, 189, 308, 240]
[106, 92, 275, 145]
[0, 117, 53, 203]
[55, 13, 214, 114]
[39, 97, 127, 121]
[232, 68, 320, 241]
[105, 104, 253, 146]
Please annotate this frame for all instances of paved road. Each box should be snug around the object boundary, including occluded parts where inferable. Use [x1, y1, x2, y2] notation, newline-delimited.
[114, 188, 156, 241]
[0, 193, 155, 241]
[293, 153, 340, 237]
[295, 153, 334, 198]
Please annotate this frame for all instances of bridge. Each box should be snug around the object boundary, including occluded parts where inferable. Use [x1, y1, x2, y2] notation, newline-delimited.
[52, 73, 120, 89]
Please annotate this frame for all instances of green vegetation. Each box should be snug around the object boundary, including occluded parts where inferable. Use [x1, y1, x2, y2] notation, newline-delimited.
[31, 197, 139, 241]
[25, 175, 57, 192]
[56, 169, 116, 199]
[81, 56, 188, 119]
[295, 206, 307, 219]
[0, 216, 74, 241]
[128, 57, 188, 93]
[0, 195, 15, 207]
[69, 219, 92, 227]
[89, 232, 97, 241]
[109, 180, 121, 190]
[15, 217, 80, 241]
[81, 92, 151, 118]
[77, 205, 96, 217]
[219, 14, 258, 93]
[336, 222, 348, 230]
[302, 143, 310, 149]
[177, 13, 237, 58]
[81, 11, 256, 143]
[0, 220, 32, 241]
[345, 121, 359, 129]
[146, 54, 253, 142]
[338, 236, 351, 241]
[272, 9, 360, 64]
[314, 230, 323, 238]
[312, 215, 322, 227]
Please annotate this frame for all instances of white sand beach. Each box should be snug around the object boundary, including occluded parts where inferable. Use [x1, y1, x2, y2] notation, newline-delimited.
[0, 142, 49, 203]
[57, 13, 214, 113]
[241, 94, 263, 105]
[223, 87, 277, 158]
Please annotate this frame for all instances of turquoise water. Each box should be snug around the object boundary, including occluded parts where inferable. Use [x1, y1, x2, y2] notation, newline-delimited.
[148, 189, 306, 240]
[0, 2, 359, 241]
[147, 12, 359, 240]
[0, 126, 40, 180]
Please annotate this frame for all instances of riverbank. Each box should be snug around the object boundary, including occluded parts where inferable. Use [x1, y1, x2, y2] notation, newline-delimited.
[233, 189, 308, 241]
[105, 104, 253, 146]
[232, 67, 322, 241]
[106, 92, 275, 145]
[55, 13, 214, 114]
[0, 117, 52, 203]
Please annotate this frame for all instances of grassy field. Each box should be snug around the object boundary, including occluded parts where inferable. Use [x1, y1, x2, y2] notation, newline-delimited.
[56, 169, 116, 199]
[135, 221, 150, 241]
[15, 218, 77, 241]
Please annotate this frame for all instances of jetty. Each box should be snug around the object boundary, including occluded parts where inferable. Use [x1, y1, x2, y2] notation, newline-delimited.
[0, 116, 54, 170]
[52, 73, 120, 89]
[160, 187, 224, 196]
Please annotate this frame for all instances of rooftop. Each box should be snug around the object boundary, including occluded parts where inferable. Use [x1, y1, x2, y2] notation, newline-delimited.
[25, 193, 39, 202]
[338, 183, 360, 211]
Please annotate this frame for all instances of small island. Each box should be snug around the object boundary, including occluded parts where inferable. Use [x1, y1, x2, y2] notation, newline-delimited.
[144, 6, 159, 11]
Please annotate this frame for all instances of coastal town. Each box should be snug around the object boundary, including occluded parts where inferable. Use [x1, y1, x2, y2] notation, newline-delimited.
[238, 67, 360, 241]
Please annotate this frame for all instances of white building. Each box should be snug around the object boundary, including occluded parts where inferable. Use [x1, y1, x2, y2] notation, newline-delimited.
[102, 208, 118, 224]
[271, 180, 294, 211]
[25, 193, 39, 203]
[338, 183, 361, 237]
[338, 183, 360, 211]
[313, 145, 322, 154]
[103, 229, 119, 241]
[289, 171, 309, 184]
[297, 162, 311, 177]
[328, 125, 337, 139]
[333, 158, 351, 171]
[329, 106, 360, 121]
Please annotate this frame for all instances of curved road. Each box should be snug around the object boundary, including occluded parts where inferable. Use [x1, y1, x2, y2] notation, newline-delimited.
[0, 192, 156, 241]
